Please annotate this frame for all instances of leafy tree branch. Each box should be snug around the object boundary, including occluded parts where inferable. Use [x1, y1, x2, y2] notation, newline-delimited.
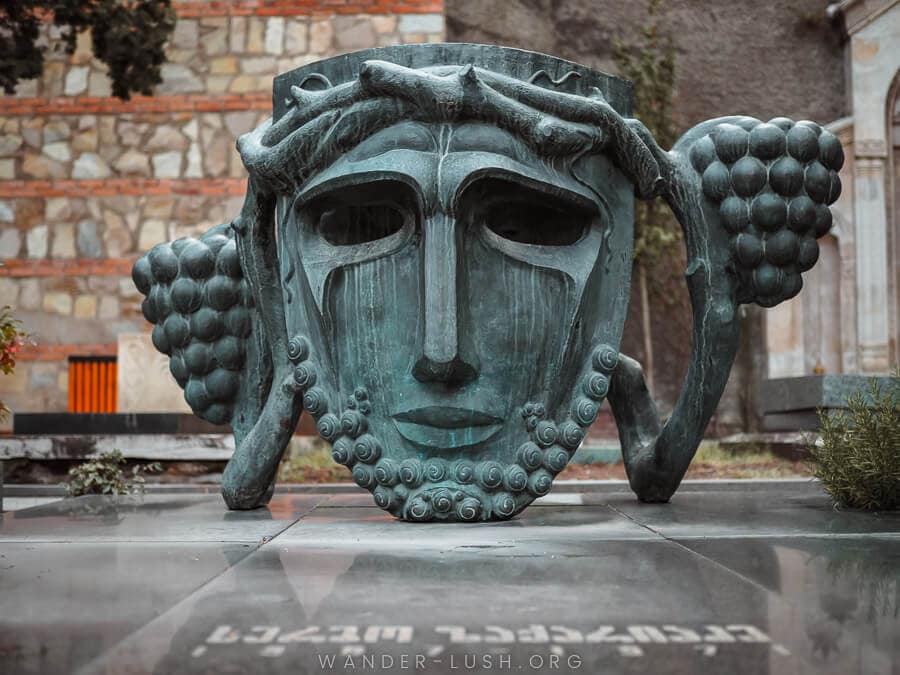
[0, 0, 176, 100]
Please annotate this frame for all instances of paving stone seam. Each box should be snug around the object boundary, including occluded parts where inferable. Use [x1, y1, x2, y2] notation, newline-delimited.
[605, 502, 792, 602]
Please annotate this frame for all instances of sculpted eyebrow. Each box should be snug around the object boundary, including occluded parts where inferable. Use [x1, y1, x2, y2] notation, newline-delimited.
[455, 171, 598, 216]
[296, 172, 422, 208]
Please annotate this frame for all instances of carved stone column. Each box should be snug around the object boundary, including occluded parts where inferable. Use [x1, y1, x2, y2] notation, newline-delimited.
[853, 141, 891, 371]
[844, 0, 900, 372]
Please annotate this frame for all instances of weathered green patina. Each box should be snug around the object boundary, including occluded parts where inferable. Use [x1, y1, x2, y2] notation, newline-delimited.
[132, 44, 842, 521]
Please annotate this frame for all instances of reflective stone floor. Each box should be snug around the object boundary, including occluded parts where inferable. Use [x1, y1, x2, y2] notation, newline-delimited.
[0, 480, 898, 674]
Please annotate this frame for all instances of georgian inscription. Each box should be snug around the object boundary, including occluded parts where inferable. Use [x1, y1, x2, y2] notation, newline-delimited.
[192, 623, 790, 664]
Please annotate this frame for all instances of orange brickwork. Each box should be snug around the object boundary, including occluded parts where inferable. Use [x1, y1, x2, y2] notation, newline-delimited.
[0, 178, 248, 199]
[173, 0, 443, 17]
[0, 259, 136, 278]
[0, 93, 271, 116]
[18, 344, 118, 363]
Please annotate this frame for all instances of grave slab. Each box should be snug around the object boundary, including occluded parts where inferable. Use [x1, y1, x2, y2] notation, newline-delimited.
[0, 482, 896, 674]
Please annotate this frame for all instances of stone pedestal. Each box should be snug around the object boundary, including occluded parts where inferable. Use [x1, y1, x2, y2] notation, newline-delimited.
[760, 373, 896, 431]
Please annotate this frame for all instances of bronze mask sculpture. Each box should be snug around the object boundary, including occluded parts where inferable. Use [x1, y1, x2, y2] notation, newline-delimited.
[132, 45, 842, 521]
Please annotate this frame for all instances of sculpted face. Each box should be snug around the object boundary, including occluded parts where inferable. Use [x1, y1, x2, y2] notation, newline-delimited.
[134, 45, 842, 518]
[280, 119, 632, 519]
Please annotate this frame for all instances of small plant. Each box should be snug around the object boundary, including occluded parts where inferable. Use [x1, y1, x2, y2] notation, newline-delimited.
[0, 304, 29, 421]
[809, 368, 900, 510]
[64, 449, 162, 497]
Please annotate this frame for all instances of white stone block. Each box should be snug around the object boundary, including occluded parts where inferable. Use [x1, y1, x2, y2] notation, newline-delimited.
[398, 14, 444, 34]
[64, 67, 88, 96]
[117, 332, 192, 413]
[26, 225, 48, 259]
[265, 17, 285, 55]
[152, 151, 183, 178]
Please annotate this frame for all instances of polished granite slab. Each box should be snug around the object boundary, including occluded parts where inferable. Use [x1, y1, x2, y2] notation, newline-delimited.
[0, 481, 897, 675]
[0, 493, 324, 543]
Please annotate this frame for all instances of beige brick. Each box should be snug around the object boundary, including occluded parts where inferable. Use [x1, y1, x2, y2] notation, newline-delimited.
[71, 128, 98, 153]
[371, 16, 397, 34]
[45, 197, 70, 221]
[0, 158, 16, 180]
[241, 57, 276, 75]
[43, 292, 72, 315]
[228, 75, 263, 93]
[51, 224, 76, 258]
[0, 278, 17, 308]
[1, 366, 28, 393]
[210, 57, 239, 75]
[98, 296, 119, 320]
[285, 18, 308, 53]
[333, 16, 376, 51]
[18, 279, 41, 310]
[73, 294, 97, 319]
[309, 19, 333, 53]
[71, 31, 92, 65]
[138, 219, 167, 251]
[247, 18, 265, 53]
[207, 75, 231, 94]
[230, 17, 247, 52]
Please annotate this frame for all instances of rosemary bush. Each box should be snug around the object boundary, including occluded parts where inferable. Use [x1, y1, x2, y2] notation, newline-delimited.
[809, 369, 900, 510]
[64, 450, 162, 497]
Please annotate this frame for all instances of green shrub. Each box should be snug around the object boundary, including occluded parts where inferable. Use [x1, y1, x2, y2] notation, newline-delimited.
[64, 450, 162, 497]
[809, 368, 900, 510]
[0, 304, 29, 421]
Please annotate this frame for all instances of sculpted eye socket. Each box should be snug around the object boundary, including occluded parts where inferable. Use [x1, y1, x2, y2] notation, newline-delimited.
[318, 203, 406, 246]
[484, 200, 587, 246]
[461, 176, 593, 247]
[301, 178, 418, 247]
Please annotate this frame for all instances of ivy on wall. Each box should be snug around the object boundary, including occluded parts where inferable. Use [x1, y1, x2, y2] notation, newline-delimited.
[613, 0, 679, 267]
[613, 0, 679, 393]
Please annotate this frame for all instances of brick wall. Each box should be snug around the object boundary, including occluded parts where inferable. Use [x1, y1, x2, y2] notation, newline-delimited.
[0, 0, 444, 427]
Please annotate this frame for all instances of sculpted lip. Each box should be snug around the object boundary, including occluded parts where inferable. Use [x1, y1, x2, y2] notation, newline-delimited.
[392, 406, 503, 450]
[392, 406, 502, 428]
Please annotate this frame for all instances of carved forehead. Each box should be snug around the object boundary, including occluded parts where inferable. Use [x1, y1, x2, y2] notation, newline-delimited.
[240, 55, 661, 199]
[342, 121, 530, 163]
[298, 120, 611, 209]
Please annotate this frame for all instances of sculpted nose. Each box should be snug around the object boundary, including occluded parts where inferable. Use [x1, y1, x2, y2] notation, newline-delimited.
[413, 213, 478, 385]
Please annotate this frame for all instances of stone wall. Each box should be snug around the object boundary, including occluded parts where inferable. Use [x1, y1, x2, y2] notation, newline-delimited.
[0, 0, 444, 428]
[0, 0, 853, 435]
[446, 0, 846, 129]
[447, 0, 848, 428]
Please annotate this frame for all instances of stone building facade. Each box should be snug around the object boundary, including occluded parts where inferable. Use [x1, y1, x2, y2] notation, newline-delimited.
[767, 0, 900, 379]
[0, 0, 444, 428]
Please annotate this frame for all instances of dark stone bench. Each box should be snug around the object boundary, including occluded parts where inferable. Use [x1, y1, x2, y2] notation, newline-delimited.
[761, 374, 895, 431]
